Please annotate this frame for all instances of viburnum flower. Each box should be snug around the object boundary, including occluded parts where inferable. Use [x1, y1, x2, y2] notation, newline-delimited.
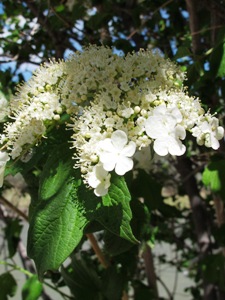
[192, 116, 224, 150]
[0, 45, 223, 196]
[0, 151, 9, 187]
[145, 105, 186, 156]
[0, 92, 9, 122]
[87, 164, 111, 196]
[99, 130, 136, 175]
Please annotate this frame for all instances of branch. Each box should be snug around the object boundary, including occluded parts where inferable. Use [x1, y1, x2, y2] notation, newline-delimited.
[142, 244, 159, 298]
[185, 0, 201, 54]
[86, 233, 109, 268]
[0, 196, 28, 221]
[176, 156, 217, 300]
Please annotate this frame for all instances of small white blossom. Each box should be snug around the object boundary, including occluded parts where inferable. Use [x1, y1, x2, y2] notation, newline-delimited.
[0, 92, 9, 122]
[88, 164, 111, 197]
[0, 151, 9, 187]
[192, 116, 224, 149]
[145, 105, 186, 156]
[99, 130, 136, 175]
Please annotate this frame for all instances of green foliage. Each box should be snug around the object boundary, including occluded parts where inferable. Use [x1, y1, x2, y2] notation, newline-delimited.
[27, 143, 137, 279]
[1, 0, 225, 299]
[202, 159, 225, 198]
[4, 218, 22, 258]
[0, 272, 17, 300]
[27, 145, 88, 279]
[22, 275, 43, 300]
[62, 254, 126, 300]
[62, 255, 102, 300]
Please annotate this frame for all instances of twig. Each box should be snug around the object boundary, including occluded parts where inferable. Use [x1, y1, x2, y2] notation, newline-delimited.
[157, 276, 173, 300]
[127, 0, 174, 40]
[142, 244, 158, 298]
[152, 0, 174, 15]
[0, 196, 28, 221]
[172, 251, 179, 296]
[86, 233, 109, 268]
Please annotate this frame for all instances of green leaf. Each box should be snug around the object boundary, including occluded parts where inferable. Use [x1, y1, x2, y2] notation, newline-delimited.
[27, 175, 89, 280]
[28, 143, 136, 278]
[5, 145, 47, 177]
[0, 272, 17, 300]
[27, 144, 89, 279]
[210, 29, 225, 78]
[61, 255, 102, 300]
[55, 4, 65, 12]
[101, 266, 125, 300]
[39, 143, 74, 200]
[201, 254, 225, 288]
[97, 174, 138, 244]
[131, 170, 162, 210]
[134, 281, 155, 300]
[104, 231, 134, 256]
[202, 160, 225, 197]
[77, 173, 138, 244]
[4, 218, 22, 258]
[174, 46, 191, 60]
[22, 275, 42, 300]
[104, 200, 150, 256]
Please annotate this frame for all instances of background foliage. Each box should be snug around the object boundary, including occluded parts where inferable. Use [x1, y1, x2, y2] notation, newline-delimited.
[1, 0, 225, 299]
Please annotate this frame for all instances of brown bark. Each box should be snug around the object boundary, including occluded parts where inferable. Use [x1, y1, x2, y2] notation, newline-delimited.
[142, 243, 159, 299]
[176, 156, 217, 300]
[185, 0, 201, 54]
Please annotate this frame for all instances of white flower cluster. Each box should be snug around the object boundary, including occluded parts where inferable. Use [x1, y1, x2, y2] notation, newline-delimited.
[0, 45, 224, 195]
[0, 92, 9, 122]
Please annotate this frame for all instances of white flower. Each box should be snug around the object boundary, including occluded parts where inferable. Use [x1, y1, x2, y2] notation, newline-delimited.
[87, 164, 111, 197]
[0, 92, 9, 122]
[0, 151, 9, 187]
[145, 105, 186, 156]
[99, 130, 136, 175]
[192, 116, 224, 150]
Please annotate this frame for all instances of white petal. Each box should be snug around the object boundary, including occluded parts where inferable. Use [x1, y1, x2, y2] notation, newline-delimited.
[115, 157, 134, 175]
[99, 139, 114, 153]
[0, 151, 9, 187]
[100, 153, 117, 171]
[0, 165, 6, 187]
[0, 151, 9, 161]
[95, 164, 108, 179]
[145, 116, 168, 139]
[175, 125, 186, 140]
[168, 137, 186, 156]
[111, 130, 128, 150]
[171, 107, 182, 123]
[154, 104, 167, 115]
[216, 126, 224, 140]
[153, 139, 169, 156]
[121, 141, 136, 157]
[94, 184, 108, 197]
[88, 173, 100, 188]
[201, 121, 210, 133]
[206, 133, 219, 150]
